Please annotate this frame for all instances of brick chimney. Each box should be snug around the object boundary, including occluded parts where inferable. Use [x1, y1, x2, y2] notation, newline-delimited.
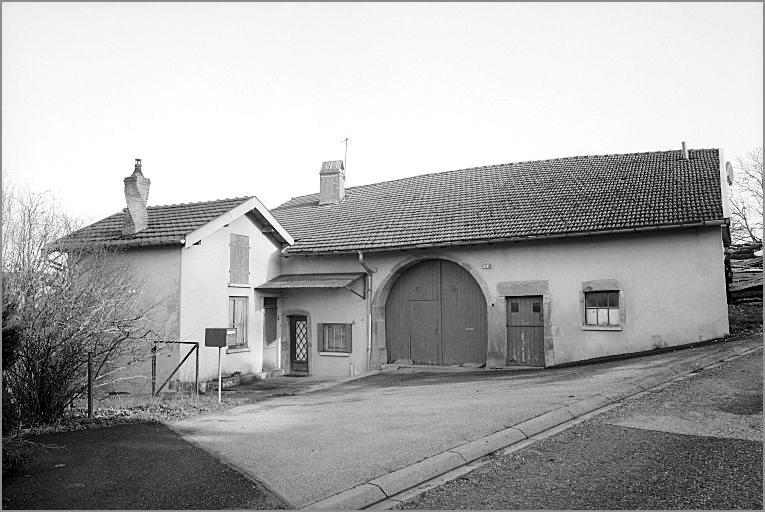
[122, 158, 151, 236]
[319, 160, 345, 205]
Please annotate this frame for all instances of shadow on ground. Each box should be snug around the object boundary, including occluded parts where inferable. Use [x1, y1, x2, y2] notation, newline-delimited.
[1, 422, 286, 510]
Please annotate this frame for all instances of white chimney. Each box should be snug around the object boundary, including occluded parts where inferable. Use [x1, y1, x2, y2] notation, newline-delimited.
[319, 160, 345, 205]
[681, 141, 689, 160]
[122, 158, 151, 236]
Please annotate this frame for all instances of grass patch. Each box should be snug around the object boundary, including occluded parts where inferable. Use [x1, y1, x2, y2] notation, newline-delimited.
[729, 302, 763, 335]
[2, 434, 61, 477]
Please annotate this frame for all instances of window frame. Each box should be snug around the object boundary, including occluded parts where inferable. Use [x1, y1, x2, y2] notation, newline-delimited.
[227, 296, 249, 351]
[580, 280, 624, 332]
[584, 291, 620, 327]
[317, 323, 352, 354]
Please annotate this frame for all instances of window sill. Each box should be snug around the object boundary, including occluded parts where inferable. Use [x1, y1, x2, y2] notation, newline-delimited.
[319, 351, 350, 357]
[228, 283, 251, 288]
[582, 325, 623, 331]
[226, 346, 250, 354]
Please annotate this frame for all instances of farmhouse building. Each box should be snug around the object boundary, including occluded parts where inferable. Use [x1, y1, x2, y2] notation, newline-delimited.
[56, 147, 732, 389]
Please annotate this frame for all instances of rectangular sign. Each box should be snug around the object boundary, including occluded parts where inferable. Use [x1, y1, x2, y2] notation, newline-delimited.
[205, 327, 237, 347]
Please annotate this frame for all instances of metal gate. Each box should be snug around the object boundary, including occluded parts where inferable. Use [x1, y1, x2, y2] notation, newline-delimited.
[506, 296, 545, 366]
[289, 316, 308, 373]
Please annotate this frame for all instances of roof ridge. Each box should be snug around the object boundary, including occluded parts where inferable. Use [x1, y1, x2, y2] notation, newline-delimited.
[274, 148, 720, 209]
[145, 196, 253, 210]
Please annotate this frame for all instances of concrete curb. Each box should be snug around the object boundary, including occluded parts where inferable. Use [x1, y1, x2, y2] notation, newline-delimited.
[301, 338, 762, 510]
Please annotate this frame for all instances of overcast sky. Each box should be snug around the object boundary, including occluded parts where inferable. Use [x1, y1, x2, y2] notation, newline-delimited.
[3, 2, 762, 225]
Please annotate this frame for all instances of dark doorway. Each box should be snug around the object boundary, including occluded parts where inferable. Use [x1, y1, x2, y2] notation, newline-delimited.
[506, 295, 545, 366]
[289, 315, 308, 373]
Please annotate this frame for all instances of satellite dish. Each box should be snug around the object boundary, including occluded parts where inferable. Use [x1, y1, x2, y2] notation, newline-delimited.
[725, 161, 734, 185]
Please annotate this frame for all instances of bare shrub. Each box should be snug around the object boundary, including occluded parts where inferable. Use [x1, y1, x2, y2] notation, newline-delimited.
[729, 147, 763, 244]
[2, 173, 160, 430]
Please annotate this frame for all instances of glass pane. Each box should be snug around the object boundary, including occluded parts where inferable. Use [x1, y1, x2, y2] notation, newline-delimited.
[585, 293, 596, 307]
[607, 292, 619, 308]
[596, 292, 608, 307]
[597, 308, 609, 325]
[510, 301, 519, 313]
[608, 308, 620, 325]
[586, 308, 598, 325]
[532, 302, 541, 313]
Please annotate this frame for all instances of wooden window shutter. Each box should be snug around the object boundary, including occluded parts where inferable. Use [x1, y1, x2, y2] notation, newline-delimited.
[317, 323, 324, 352]
[344, 324, 352, 352]
[229, 234, 249, 284]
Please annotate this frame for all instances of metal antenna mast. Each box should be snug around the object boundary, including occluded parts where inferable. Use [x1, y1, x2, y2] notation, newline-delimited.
[341, 137, 349, 168]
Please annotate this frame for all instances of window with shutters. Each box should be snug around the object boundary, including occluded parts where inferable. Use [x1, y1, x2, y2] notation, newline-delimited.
[263, 297, 277, 345]
[228, 296, 248, 348]
[229, 234, 249, 285]
[318, 323, 352, 354]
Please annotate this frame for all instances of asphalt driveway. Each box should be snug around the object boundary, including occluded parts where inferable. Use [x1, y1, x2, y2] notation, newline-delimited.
[2, 422, 287, 510]
[171, 336, 762, 508]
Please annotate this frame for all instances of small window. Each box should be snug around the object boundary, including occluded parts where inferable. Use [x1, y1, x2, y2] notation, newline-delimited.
[229, 234, 249, 284]
[532, 302, 541, 313]
[510, 301, 519, 313]
[228, 297, 248, 348]
[319, 323, 352, 353]
[584, 291, 620, 326]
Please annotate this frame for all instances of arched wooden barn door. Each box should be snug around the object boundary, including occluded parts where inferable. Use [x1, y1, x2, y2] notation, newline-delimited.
[386, 259, 487, 366]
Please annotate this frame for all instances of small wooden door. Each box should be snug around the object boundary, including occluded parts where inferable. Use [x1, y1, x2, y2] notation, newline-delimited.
[506, 296, 545, 366]
[289, 316, 308, 373]
[409, 301, 441, 365]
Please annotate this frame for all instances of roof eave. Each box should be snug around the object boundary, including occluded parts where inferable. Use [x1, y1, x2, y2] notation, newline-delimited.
[184, 196, 294, 249]
[283, 219, 728, 256]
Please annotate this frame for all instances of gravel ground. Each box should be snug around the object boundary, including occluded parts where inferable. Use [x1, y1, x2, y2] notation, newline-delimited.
[398, 351, 763, 510]
[1, 422, 287, 510]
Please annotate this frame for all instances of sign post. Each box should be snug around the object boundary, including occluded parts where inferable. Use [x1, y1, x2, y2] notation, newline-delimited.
[204, 327, 238, 405]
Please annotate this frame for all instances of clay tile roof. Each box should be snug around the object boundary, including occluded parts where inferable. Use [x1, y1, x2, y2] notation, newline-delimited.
[272, 149, 725, 254]
[53, 197, 252, 249]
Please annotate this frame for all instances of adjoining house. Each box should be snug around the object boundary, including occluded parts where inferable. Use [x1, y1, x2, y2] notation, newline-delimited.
[55, 146, 733, 388]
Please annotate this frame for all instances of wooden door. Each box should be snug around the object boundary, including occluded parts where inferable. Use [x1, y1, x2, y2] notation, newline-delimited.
[409, 301, 441, 365]
[440, 261, 487, 365]
[386, 259, 487, 366]
[506, 296, 545, 366]
[289, 316, 308, 373]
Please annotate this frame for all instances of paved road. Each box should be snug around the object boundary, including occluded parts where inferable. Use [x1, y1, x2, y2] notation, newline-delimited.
[399, 350, 763, 509]
[1, 422, 286, 510]
[171, 337, 761, 508]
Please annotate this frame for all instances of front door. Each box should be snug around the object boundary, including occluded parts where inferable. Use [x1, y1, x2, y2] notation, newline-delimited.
[289, 316, 308, 373]
[506, 296, 545, 366]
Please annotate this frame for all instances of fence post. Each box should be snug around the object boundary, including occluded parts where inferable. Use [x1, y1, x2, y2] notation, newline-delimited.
[87, 351, 93, 418]
[151, 343, 157, 396]
[195, 343, 199, 396]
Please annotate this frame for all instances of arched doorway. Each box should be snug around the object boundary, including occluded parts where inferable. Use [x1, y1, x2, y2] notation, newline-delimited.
[385, 259, 487, 366]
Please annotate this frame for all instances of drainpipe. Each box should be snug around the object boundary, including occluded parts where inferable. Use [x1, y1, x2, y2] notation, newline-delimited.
[358, 251, 377, 372]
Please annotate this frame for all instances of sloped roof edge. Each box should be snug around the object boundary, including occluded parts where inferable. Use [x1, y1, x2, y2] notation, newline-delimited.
[183, 196, 293, 248]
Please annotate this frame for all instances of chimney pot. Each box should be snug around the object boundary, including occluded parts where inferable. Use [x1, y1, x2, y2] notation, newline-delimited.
[122, 158, 151, 236]
[681, 141, 689, 160]
[319, 160, 345, 205]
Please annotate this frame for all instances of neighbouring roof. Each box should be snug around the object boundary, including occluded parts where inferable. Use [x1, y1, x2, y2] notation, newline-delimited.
[53, 197, 253, 249]
[255, 273, 365, 289]
[273, 149, 726, 255]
